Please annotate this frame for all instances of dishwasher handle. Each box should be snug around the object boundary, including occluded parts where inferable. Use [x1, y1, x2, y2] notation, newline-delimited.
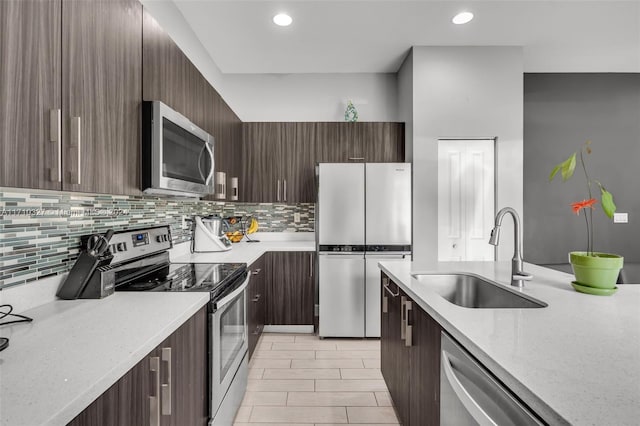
[442, 350, 498, 426]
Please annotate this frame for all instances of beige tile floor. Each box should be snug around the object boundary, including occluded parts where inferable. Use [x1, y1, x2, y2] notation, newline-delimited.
[235, 333, 400, 425]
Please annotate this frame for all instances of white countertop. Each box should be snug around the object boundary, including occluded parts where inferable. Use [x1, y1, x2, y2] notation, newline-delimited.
[379, 260, 640, 426]
[171, 232, 315, 265]
[0, 292, 209, 426]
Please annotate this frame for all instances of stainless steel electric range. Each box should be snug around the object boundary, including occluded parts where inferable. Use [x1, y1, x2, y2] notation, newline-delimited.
[103, 225, 249, 426]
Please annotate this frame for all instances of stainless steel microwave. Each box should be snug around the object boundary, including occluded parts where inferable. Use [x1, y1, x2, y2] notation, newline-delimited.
[142, 100, 214, 197]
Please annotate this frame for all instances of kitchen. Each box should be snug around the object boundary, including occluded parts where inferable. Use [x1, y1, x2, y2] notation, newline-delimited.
[1, 0, 639, 425]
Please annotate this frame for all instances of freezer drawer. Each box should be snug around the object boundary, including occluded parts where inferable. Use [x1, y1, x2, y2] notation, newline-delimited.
[365, 254, 408, 337]
[318, 163, 365, 245]
[319, 253, 365, 337]
[365, 163, 411, 246]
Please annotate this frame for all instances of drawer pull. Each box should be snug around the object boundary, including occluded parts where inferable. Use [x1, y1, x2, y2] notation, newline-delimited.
[149, 356, 160, 426]
[161, 347, 172, 415]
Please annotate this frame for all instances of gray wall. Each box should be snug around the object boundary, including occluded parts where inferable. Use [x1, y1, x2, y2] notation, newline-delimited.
[524, 73, 640, 264]
[404, 46, 524, 262]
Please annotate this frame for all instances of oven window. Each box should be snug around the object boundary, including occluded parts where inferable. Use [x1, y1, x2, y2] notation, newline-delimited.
[219, 292, 246, 379]
[162, 117, 211, 184]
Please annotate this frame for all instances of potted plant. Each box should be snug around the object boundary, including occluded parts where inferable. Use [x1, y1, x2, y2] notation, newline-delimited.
[549, 140, 623, 295]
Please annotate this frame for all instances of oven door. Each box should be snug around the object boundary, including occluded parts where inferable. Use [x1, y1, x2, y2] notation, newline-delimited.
[210, 273, 249, 419]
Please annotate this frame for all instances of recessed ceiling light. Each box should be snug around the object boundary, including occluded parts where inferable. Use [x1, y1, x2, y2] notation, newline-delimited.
[273, 13, 292, 27]
[452, 11, 474, 25]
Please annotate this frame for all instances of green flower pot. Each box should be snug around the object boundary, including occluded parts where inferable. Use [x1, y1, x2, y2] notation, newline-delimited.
[569, 252, 624, 289]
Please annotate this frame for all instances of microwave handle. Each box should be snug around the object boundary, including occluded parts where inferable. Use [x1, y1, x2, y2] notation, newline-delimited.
[205, 141, 214, 186]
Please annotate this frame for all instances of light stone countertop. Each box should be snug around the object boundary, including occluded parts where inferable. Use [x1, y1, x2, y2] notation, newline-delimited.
[0, 232, 314, 426]
[379, 260, 640, 426]
[171, 232, 315, 265]
[0, 292, 210, 426]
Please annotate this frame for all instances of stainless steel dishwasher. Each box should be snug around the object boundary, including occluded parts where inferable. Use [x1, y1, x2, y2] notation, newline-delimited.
[440, 332, 544, 425]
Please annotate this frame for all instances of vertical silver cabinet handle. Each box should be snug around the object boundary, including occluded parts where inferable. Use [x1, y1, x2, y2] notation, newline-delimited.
[309, 252, 313, 277]
[382, 293, 388, 313]
[400, 296, 407, 340]
[149, 356, 160, 426]
[49, 109, 61, 182]
[161, 347, 172, 415]
[69, 117, 81, 184]
[405, 300, 413, 347]
[277, 179, 281, 201]
[284, 179, 287, 202]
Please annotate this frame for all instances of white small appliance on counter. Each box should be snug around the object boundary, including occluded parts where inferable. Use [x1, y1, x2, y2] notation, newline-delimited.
[193, 215, 232, 252]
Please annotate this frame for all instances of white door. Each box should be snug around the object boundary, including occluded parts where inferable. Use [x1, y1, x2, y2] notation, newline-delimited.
[438, 139, 495, 261]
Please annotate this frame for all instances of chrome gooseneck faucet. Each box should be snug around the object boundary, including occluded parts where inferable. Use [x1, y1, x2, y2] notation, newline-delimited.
[489, 207, 533, 287]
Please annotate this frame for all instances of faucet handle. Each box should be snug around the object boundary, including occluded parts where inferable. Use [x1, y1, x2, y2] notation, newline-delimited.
[513, 272, 533, 281]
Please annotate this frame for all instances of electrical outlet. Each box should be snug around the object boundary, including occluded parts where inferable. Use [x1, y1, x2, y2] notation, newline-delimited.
[613, 212, 629, 223]
[181, 215, 189, 230]
[294, 212, 301, 223]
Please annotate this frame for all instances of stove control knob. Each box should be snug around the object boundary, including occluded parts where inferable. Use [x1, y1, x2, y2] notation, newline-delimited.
[156, 235, 162, 243]
[117, 242, 127, 252]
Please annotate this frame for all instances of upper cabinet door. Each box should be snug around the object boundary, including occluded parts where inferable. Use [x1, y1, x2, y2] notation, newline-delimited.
[240, 122, 282, 202]
[364, 123, 405, 162]
[0, 0, 62, 190]
[281, 122, 316, 203]
[62, 0, 142, 195]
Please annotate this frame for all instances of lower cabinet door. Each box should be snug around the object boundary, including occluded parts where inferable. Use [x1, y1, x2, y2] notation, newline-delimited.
[67, 308, 207, 426]
[408, 300, 442, 426]
[248, 255, 266, 359]
[380, 276, 410, 425]
[267, 252, 314, 326]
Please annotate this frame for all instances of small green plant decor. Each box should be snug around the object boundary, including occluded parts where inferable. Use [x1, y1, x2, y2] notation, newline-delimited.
[549, 140, 623, 294]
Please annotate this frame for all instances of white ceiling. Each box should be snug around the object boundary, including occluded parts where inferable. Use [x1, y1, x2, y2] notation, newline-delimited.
[173, 0, 640, 73]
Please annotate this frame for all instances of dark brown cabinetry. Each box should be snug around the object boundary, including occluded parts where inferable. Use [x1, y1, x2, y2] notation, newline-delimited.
[1, 0, 141, 195]
[68, 307, 208, 426]
[62, 0, 142, 195]
[142, 9, 242, 199]
[380, 276, 411, 423]
[248, 254, 266, 359]
[380, 274, 441, 426]
[0, 0, 61, 191]
[266, 252, 315, 326]
[240, 122, 404, 203]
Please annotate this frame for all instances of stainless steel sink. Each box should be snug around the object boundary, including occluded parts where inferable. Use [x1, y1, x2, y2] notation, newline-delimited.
[411, 273, 547, 309]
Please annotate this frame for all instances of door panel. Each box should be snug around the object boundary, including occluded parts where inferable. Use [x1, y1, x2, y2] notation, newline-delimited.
[62, 0, 141, 195]
[282, 122, 317, 203]
[365, 163, 412, 246]
[267, 252, 314, 325]
[240, 122, 281, 202]
[409, 302, 442, 426]
[438, 139, 495, 261]
[0, 0, 61, 190]
[317, 163, 365, 245]
[318, 254, 365, 337]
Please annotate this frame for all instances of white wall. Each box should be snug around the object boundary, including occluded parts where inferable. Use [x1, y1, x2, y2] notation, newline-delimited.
[222, 73, 398, 122]
[405, 46, 524, 262]
[141, 1, 399, 123]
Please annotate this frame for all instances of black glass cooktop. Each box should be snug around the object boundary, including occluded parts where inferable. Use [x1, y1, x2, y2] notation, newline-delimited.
[115, 262, 247, 301]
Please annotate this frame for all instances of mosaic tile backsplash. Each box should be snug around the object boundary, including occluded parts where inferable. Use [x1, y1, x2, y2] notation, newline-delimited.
[0, 188, 314, 289]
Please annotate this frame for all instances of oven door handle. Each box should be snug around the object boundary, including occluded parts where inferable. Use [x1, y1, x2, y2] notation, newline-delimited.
[215, 274, 250, 309]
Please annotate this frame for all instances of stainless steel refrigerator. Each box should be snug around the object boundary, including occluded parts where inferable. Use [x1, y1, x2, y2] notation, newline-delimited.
[317, 163, 411, 337]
